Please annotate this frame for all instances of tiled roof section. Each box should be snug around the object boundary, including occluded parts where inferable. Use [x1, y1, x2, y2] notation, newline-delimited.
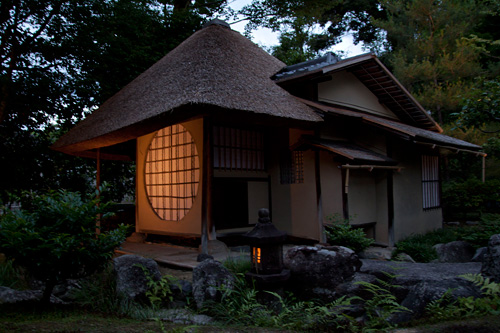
[273, 52, 339, 81]
[299, 98, 483, 152]
[293, 135, 398, 165]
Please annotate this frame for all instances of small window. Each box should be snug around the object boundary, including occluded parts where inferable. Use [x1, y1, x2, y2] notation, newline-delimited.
[144, 124, 200, 221]
[280, 151, 304, 184]
[213, 126, 265, 171]
[422, 155, 440, 210]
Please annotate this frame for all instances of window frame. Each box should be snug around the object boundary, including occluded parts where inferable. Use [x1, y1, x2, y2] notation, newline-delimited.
[421, 155, 441, 210]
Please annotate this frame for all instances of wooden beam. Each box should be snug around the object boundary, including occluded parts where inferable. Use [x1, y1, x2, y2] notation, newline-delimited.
[201, 117, 215, 254]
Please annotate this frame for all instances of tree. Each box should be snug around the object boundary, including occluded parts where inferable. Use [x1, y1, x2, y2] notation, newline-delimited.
[0, 189, 127, 304]
[456, 77, 500, 132]
[370, 0, 486, 124]
[0, 0, 226, 203]
[238, 0, 385, 61]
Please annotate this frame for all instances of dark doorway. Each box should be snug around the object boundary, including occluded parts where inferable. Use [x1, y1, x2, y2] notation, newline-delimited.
[213, 178, 249, 230]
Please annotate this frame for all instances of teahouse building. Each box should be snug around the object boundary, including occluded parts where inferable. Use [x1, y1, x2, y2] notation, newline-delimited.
[52, 20, 484, 249]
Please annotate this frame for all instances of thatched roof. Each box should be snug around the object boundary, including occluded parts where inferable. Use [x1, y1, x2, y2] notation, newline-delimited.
[52, 21, 321, 159]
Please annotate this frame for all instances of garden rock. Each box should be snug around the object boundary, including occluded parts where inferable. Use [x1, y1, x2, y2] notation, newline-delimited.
[156, 308, 214, 325]
[192, 259, 235, 309]
[284, 245, 361, 300]
[392, 279, 481, 323]
[393, 253, 416, 263]
[170, 279, 192, 308]
[433, 241, 475, 263]
[52, 279, 81, 302]
[471, 247, 488, 262]
[113, 254, 161, 303]
[358, 246, 392, 260]
[0, 286, 63, 305]
[481, 234, 500, 282]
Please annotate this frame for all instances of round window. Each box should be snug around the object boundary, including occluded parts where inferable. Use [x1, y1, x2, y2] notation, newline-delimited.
[144, 124, 200, 221]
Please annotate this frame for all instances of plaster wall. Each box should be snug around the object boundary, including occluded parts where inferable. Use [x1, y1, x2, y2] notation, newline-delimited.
[318, 71, 398, 119]
[392, 145, 442, 242]
[289, 129, 319, 240]
[348, 170, 378, 224]
[268, 128, 292, 234]
[136, 119, 204, 236]
[319, 151, 343, 221]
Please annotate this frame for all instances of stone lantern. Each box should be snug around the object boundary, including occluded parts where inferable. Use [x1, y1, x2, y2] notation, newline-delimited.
[244, 208, 290, 286]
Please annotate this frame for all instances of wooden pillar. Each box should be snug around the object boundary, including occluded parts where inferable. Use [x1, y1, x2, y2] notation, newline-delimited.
[96, 148, 101, 235]
[387, 170, 395, 246]
[315, 150, 325, 243]
[201, 117, 215, 254]
[482, 155, 486, 183]
[341, 166, 350, 220]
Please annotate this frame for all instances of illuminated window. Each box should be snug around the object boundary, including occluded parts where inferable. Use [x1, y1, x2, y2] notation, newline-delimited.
[422, 155, 440, 210]
[145, 124, 200, 221]
[213, 126, 265, 171]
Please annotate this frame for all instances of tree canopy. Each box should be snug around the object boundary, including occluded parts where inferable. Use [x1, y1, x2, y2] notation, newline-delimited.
[0, 0, 226, 203]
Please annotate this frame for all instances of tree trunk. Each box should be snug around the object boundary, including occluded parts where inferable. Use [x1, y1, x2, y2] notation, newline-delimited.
[41, 279, 56, 305]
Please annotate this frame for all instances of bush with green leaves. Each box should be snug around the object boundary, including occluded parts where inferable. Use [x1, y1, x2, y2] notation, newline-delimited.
[0, 259, 28, 290]
[442, 179, 500, 220]
[393, 228, 459, 263]
[0, 189, 127, 304]
[394, 215, 500, 262]
[324, 214, 374, 253]
[457, 214, 500, 248]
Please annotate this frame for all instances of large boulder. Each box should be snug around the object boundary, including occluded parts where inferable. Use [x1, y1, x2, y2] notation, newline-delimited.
[335, 260, 483, 324]
[482, 234, 500, 282]
[392, 279, 481, 323]
[113, 254, 162, 302]
[284, 245, 361, 300]
[192, 259, 235, 309]
[433, 241, 475, 263]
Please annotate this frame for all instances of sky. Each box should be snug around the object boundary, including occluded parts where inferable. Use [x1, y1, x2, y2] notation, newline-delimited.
[225, 0, 365, 58]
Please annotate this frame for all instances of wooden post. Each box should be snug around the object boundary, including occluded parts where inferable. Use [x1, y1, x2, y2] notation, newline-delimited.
[96, 148, 101, 235]
[315, 150, 325, 243]
[201, 117, 215, 254]
[482, 155, 486, 183]
[341, 166, 350, 220]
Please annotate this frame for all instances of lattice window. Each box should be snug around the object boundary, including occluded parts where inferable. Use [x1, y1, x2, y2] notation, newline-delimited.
[213, 126, 265, 171]
[145, 124, 200, 221]
[422, 155, 440, 210]
[280, 151, 304, 184]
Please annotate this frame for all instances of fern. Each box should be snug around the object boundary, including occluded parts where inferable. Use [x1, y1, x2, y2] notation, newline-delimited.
[425, 274, 500, 320]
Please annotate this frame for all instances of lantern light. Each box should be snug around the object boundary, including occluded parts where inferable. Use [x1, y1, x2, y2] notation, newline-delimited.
[245, 208, 290, 286]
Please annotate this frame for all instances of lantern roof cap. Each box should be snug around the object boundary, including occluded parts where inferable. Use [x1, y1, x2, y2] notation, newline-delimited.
[245, 209, 287, 244]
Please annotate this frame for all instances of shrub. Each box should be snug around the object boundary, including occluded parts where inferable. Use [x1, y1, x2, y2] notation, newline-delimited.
[442, 179, 500, 220]
[71, 265, 154, 319]
[324, 214, 374, 253]
[457, 213, 500, 248]
[0, 189, 127, 304]
[393, 228, 460, 263]
[0, 259, 28, 290]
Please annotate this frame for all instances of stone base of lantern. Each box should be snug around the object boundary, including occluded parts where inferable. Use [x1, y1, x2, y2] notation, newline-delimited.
[245, 269, 290, 307]
[245, 269, 290, 289]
